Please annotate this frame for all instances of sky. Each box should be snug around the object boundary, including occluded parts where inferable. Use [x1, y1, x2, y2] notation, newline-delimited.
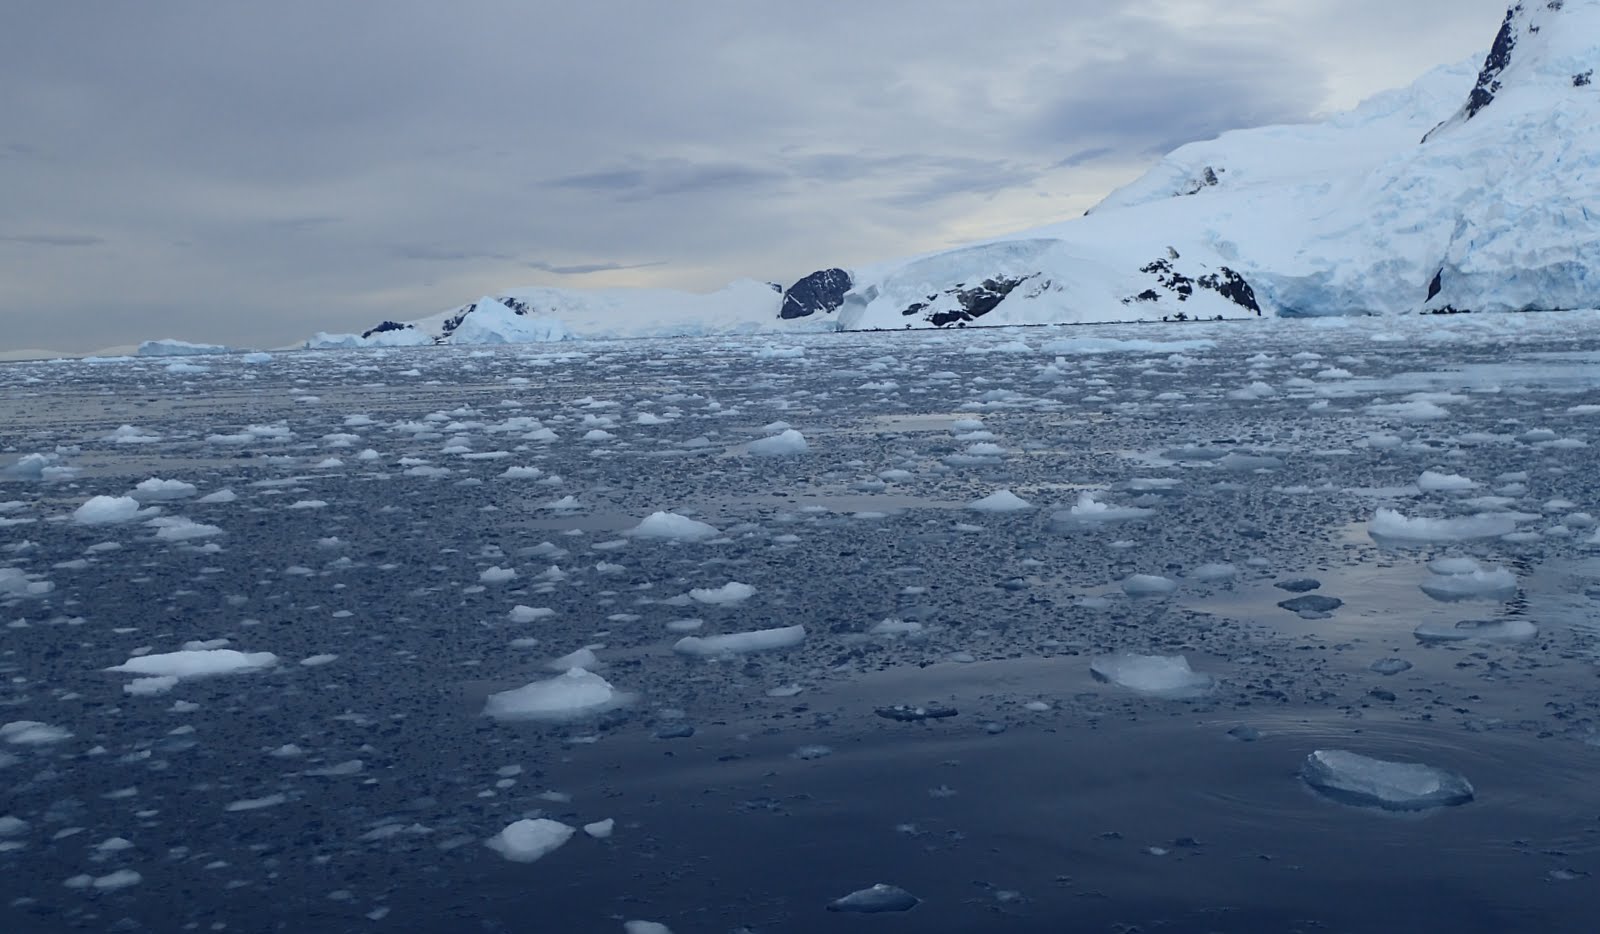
[0, 0, 1511, 353]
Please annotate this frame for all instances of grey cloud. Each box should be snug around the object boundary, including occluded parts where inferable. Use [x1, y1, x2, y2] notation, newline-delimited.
[526, 260, 667, 276]
[0, 0, 1514, 351]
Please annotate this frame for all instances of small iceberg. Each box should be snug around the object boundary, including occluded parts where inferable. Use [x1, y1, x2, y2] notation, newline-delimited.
[673, 625, 806, 657]
[485, 818, 574, 863]
[1413, 619, 1538, 644]
[483, 668, 628, 721]
[1301, 750, 1474, 811]
[827, 884, 920, 913]
[1089, 654, 1215, 699]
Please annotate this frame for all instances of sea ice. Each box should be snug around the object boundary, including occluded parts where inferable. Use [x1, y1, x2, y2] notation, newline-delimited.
[482, 669, 626, 721]
[583, 818, 615, 839]
[688, 582, 756, 605]
[1414, 619, 1538, 644]
[106, 649, 279, 679]
[1301, 750, 1473, 811]
[1418, 471, 1478, 492]
[673, 625, 806, 657]
[628, 512, 721, 542]
[131, 478, 198, 501]
[72, 496, 145, 525]
[1, 721, 73, 745]
[624, 923, 672, 934]
[1420, 566, 1518, 602]
[1061, 492, 1153, 522]
[486, 818, 574, 863]
[1089, 654, 1215, 699]
[748, 429, 808, 456]
[968, 490, 1033, 513]
[1368, 508, 1519, 543]
[827, 884, 921, 913]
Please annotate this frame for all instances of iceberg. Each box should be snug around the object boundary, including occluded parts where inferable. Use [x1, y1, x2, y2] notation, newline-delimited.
[1089, 654, 1216, 699]
[1301, 750, 1474, 811]
[673, 625, 806, 657]
[482, 668, 627, 721]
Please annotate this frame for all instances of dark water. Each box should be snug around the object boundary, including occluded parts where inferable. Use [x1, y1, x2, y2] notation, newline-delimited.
[2, 315, 1599, 932]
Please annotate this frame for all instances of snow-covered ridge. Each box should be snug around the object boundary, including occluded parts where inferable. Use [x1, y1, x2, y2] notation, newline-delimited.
[304, 0, 1598, 348]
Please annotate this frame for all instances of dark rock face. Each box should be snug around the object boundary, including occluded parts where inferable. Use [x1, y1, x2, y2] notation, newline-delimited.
[1123, 257, 1262, 317]
[780, 268, 853, 320]
[1427, 269, 1444, 302]
[1424, 3, 1527, 142]
[1182, 166, 1222, 196]
[434, 296, 533, 340]
[895, 275, 1044, 328]
[361, 321, 415, 339]
[1576, 70, 1593, 87]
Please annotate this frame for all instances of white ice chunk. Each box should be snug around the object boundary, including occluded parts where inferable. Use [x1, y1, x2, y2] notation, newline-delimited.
[479, 566, 518, 584]
[548, 647, 599, 672]
[483, 669, 626, 721]
[123, 676, 179, 696]
[1062, 492, 1153, 522]
[1, 721, 73, 745]
[72, 496, 145, 525]
[624, 923, 673, 934]
[748, 429, 808, 456]
[688, 582, 756, 605]
[1418, 471, 1478, 492]
[967, 490, 1033, 513]
[106, 649, 278, 679]
[1413, 619, 1538, 644]
[628, 512, 721, 542]
[1190, 563, 1238, 583]
[673, 625, 807, 657]
[1420, 567, 1518, 602]
[1301, 750, 1473, 811]
[131, 478, 198, 501]
[485, 818, 574, 863]
[583, 818, 615, 839]
[1089, 654, 1215, 699]
[1368, 508, 1519, 543]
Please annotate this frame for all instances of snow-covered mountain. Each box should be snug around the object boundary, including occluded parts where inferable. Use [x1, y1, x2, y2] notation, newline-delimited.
[309, 0, 1599, 348]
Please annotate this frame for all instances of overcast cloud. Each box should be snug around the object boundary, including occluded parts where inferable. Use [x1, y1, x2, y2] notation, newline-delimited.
[0, 0, 1509, 352]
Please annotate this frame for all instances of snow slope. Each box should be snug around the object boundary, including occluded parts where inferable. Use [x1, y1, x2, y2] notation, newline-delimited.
[308, 0, 1598, 346]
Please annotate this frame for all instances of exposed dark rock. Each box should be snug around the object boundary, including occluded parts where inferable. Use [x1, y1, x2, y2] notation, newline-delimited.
[780, 268, 853, 320]
[1425, 4, 1523, 141]
[1127, 258, 1261, 315]
[1427, 269, 1444, 302]
[1181, 166, 1222, 196]
[361, 321, 414, 339]
[897, 275, 1045, 328]
[1576, 70, 1593, 87]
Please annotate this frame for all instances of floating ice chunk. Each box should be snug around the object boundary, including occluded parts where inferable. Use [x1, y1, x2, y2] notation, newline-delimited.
[0, 568, 53, 597]
[968, 490, 1032, 513]
[1089, 654, 1215, 699]
[0, 816, 26, 836]
[1368, 508, 1518, 543]
[827, 884, 921, 913]
[628, 512, 720, 542]
[1420, 567, 1518, 602]
[543, 495, 583, 510]
[483, 669, 627, 721]
[624, 923, 672, 934]
[674, 625, 806, 657]
[148, 517, 224, 541]
[123, 676, 179, 696]
[583, 818, 615, 839]
[131, 478, 198, 501]
[1190, 562, 1235, 582]
[486, 818, 574, 863]
[869, 618, 924, 637]
[1, 721, 73, 745]
[749, 429, 808, 456]
[479, 566, 518, 584]
[510, 605, 555, 623]
[1121, 574, 1177, 597]
[72, 496, 145, 525]
[1301, 750, 1473, 811]
[107, 649, 278, 679]
[1370, 658, 1413, 675]
[1061, 493, 1152, 522]
[688, 582, 755, 605]
[300, 654, 339, 667]
[226, 794, 287, 812]
[197, 489, 238, 504]
[1414, 619, 1538, 644]
[1427, 557, 1485, 576]
[1, 452, 64, 480]
[90, 869, 143, 890]
[548, 647, 599, 671]
[1369, 400, 1449, 421]
[1418, 471, 1478, 492]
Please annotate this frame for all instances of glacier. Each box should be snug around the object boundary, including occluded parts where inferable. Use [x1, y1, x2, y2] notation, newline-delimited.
[300, 0, 1597, 347]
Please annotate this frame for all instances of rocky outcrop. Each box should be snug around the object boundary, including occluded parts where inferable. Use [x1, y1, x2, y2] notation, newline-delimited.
[1122, 256, 1261, 317]
[361, 320, 416, 339]
[897, 275, 1047, 328]
[780, 269, 853, 320]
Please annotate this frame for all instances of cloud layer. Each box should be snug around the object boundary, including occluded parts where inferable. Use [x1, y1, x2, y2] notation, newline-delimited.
[0, 0, 1508, 350]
